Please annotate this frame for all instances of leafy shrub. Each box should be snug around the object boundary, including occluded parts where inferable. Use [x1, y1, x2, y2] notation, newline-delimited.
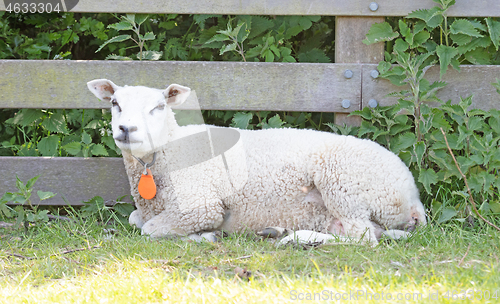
[1, 109, 119, 157]
[357, 0, 500, 224]
[0, 175, 56, 229]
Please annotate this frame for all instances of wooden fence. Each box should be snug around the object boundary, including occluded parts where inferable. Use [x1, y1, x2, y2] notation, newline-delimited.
[1, 0, 499, 205]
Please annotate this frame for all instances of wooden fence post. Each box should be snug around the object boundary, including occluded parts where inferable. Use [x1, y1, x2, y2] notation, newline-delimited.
[334, 16, 385, 126]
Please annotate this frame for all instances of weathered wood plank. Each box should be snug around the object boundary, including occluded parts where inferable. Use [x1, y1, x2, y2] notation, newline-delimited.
[362, 64, 500, 111]
[334, 16, 384, 126]
[1, 0, 498, 17]
[0, 60, 361, 113]
[0, 157, 131, 206]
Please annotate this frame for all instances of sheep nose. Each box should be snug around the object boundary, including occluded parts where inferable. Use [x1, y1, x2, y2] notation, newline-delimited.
[119, 125, 138, 134]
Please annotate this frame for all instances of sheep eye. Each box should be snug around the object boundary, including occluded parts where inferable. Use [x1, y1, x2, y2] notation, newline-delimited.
[111, 99, 121, 112]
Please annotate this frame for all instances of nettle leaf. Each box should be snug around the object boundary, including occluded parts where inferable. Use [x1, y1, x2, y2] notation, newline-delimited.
[124, 14, 136, 25]
[298, 16, 313, 30]
[91, 144, 109, 156]
[101, 135, 117, 151]
[363, 22, 399, 45]
[84, 120, 101, 129]
[25, 175, 40, 191]
[205, 33, 231, 45]
[418, 168, 438, 194]
[412, 30, 430, 47]
[431, 131, 462, 150]
[10, 109, 44, 126]
[193, 14, 220, 29]
[431, 199, 442, 219]
[113, 202, 135, 217]
[450, 19, 483, 37]
[36, 209, 50, 222]
[231, 112, 253, 130]
[263, 114, 285, 129]
[486, 18, 500, 50]
[219, 42, 237, 55]
[436, 45, 458, 79]
[457, 36, 491, 55]
[468, 116, 485, 131]
[438, 206, 458, 223]
[108, 21, 133, 31]
[37, 191, 56, 201]
[390, 132, 416, 153]
[372, 129, 390, 141]
[264, 49, 275, 62]
[464, 48, 491, 65]
[488, 116, 500, 134]
[469, 171, 496, 194]
[0, 203, 12, 218]
[414, 141, 426, 168]
[394, 38, 409, 53]
[81, 132, 92, 145]
[41, 112, 69, 134]
[357, 120, 378, 137]
[135, 14, 149, 25]
[399, 20, 411, 39]
[63, 142, 82, 155]
[37, 135, 59, 156]
[96, 35, 132, 53]
[456, 156, 475, 173]
[451, 33, 472, 46]
[286, 25, 304, 39]
[138, 51, 163, 60]
[140, 32, 156, 41]
[432, 111, 451, 131]
[248, 16, 274, 39]
[406, 7, 443, 29]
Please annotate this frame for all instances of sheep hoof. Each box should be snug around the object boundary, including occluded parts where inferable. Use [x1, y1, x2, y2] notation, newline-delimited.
[277, 230, 330, 247]
[382, 230, 412, 240]
[257, 227, 288, 239]
[202, 231, 224, 243]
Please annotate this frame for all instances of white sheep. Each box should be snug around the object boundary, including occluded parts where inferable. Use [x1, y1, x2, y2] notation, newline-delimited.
[87, 79, 426, 245]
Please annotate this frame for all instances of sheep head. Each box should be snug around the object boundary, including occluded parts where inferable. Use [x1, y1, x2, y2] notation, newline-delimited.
[87, 79, 191, 157]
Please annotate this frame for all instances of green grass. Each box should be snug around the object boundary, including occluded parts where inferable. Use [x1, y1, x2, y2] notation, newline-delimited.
[1, 216, 499, 303]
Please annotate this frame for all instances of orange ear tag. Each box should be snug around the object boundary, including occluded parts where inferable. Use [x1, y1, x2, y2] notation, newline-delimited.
[138, 168, 157, 200]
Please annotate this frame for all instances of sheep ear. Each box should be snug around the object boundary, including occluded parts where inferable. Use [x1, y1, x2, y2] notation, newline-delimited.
[87, 79, 121, 101]
[164, 84, 191, 106]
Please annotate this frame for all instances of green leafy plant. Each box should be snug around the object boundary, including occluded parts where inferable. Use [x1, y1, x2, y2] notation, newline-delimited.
[1, 109, 119, 157]
[0, 175, 56, 229]
[352, 97, 500, 224]
[357, 0, 500, 225]
[97, 14, 162, 60]
[202, 15, 329, 63]
[81, 196, 135, 224]
[205, 18, 250, 61]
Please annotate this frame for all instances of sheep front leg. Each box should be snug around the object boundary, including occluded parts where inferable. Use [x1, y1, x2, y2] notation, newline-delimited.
[141, 200, 225, 238]
[338, 218, 379, 245]
[129, 210, 145, 228]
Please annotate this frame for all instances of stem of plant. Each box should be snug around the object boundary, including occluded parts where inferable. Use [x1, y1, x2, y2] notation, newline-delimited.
[440, 127, 500, 232]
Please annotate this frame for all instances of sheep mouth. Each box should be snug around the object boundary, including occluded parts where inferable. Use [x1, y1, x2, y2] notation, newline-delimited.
[114, 137, 143, 145]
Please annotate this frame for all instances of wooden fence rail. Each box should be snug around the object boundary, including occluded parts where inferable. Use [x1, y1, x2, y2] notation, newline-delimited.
[1, 0, 499, 205]
[1, 61, 499, 111]
[2, 0, 500, 17]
